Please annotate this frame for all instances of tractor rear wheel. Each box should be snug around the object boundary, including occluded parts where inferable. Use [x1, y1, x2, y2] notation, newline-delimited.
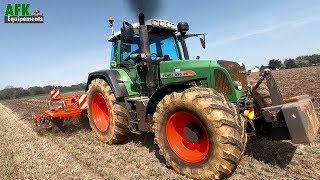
[152, 87, 247, 179]
[87, 78, 130, 144]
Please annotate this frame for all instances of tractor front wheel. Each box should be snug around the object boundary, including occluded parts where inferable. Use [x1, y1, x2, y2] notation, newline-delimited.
[87, 78, 131, 144]
[153, 87, 247, 179]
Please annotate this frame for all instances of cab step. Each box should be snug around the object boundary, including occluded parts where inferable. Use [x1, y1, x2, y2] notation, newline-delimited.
[125, 96, 150, 134]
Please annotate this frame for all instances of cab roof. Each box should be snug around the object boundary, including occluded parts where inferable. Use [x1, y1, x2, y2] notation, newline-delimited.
[108, 19, 177, 42]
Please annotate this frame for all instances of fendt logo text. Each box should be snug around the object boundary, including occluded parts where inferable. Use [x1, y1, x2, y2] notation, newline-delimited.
[4, 4, 44, 23]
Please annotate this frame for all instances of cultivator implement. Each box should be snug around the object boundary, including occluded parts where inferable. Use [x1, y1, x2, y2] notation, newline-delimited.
[32, 89, 87, 128]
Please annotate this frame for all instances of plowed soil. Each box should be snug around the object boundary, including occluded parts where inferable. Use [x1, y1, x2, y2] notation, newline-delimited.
[250, 66, 320, 111]
[0, 66, 319, 180]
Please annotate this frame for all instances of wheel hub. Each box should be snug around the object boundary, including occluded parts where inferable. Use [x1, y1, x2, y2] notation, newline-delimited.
[183, 123, 201, 142]
[91, 92, 110, 132]
[166, 111, 210, 163]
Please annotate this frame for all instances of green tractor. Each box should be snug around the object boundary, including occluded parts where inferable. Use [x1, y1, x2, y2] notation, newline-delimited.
[85, 13, 319, 179]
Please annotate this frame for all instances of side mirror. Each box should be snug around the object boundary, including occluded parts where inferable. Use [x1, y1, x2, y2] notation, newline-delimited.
[200, 38, 206, 49]
[121, 24, 134, 43]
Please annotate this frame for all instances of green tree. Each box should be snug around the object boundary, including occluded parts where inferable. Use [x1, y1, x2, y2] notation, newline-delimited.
[284, 59, 297, 69]
[0, 83, 86, 100]
[307, 54, 320, 65]
[259, 65, 268, 71]
[28, 86, 45, 96]
[295, 56, 310, 67]
[268, 59, 282, 70]
[0, 87, 30, 100]
[43, 85, 54, 93]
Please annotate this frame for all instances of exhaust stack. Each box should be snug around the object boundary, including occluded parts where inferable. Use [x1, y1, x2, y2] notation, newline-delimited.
[139, 13, 156, 95]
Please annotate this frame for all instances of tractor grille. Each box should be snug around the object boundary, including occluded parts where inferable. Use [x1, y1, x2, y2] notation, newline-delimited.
[214, 70, 231, 96]
[217, 60, 248, 90]
[129, 111, 138, 122]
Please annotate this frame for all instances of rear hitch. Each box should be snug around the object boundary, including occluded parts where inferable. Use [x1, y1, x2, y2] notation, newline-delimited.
[252, 69, 283, 106]
[262, 95, 319, 144]
[252, 70, 319, 144]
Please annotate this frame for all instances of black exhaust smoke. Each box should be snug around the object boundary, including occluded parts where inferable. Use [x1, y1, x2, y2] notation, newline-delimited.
[127, 0, 162, 19]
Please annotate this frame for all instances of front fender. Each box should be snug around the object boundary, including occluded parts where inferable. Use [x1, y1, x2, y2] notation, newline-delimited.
[146, 78, 206, 116]
[85, 69, 129, 99]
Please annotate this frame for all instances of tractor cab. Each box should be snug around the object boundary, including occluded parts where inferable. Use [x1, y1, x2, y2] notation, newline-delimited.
[108, 19, 205, 65]
[108, 19, 181, 68]
[107, 16, 207, 96]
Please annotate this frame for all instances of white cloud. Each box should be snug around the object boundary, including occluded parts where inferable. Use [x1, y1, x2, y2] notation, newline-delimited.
[210, 16, 320, 47]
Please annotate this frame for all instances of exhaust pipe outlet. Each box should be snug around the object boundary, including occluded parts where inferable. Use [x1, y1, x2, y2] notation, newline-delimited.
[139, 13, 145, 25]
[139, 13, 156, 95]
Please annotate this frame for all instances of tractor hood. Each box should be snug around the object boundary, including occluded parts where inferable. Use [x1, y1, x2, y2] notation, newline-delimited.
[159, 59, 245, 102]
[159, 60, 212, 85]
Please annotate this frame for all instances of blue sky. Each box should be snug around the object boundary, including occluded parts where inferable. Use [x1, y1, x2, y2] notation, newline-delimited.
[0, 0, 319, 89]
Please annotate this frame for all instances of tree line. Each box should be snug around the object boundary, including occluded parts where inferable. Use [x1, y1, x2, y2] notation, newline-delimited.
[260, 54, 320, 71]
[0, 83, 86, 100]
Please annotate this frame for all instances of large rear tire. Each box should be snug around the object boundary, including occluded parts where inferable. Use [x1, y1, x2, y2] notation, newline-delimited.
[152, 87, 247, 179]
[87, 78, 131, 144]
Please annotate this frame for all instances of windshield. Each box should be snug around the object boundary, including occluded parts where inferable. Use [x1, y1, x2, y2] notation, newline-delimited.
[121, 34, 180, 63]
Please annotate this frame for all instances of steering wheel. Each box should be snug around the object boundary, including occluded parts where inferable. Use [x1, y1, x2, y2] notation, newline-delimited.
[124, 52, 137, 61]
[124, 55, 132, 61]
[151, 53, 158, 61]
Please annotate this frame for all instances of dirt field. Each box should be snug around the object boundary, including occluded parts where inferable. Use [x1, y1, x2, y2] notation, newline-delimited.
[250, 66, 320, 110]
[0, 66, 320, 180]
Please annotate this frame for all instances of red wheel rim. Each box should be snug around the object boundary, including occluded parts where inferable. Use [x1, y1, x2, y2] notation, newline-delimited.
[166, 111, 210, 163]
[91, 92, 110, 132]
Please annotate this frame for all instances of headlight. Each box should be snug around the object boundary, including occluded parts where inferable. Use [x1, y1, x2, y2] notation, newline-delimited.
[148, 19, 176, 30]
[159, 21, 165, 27]
[151, 20, 159, 26]
[233, 81, 242, 91]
